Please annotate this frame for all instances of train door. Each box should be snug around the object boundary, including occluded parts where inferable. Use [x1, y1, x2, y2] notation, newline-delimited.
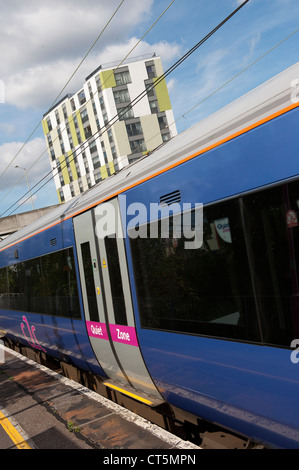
[73, 198, 162, 402]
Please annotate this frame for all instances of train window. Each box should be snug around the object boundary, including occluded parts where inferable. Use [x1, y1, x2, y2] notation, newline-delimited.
[41, 249, 80, 318]
[130, 200, 260, 342]
[0, 268, 8, 309]
[0, 248, 80, 319]
[80, 242, 99, 322]
[104, 236, 127, 326]
[243, 183, 298, 346]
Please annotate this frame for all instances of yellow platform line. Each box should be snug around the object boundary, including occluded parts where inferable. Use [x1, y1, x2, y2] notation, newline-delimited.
[0, 410, 32, 449]
[103, 382, 154, 405]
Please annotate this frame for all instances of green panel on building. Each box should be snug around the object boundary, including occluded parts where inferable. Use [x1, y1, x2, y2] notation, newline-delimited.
[153, 77, 172, 111]
[99, 70, 116, 90]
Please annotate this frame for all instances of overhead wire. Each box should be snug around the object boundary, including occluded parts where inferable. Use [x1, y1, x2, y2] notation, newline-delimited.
[0, 0, 126, 183]
[0, 0, 252, 217]
[0, 0, 176, 216]
[130, 26, 299, 157]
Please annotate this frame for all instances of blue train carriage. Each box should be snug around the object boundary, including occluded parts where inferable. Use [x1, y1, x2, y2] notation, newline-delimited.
[0, 61, 299, 447]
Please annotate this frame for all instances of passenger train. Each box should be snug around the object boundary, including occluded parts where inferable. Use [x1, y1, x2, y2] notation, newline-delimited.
[1, 62, 299, 448]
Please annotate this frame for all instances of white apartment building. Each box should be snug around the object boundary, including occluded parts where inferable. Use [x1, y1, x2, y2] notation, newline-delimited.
[42, 53, 177, 203]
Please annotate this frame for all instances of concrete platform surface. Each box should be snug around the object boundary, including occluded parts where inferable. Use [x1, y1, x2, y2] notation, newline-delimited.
[0, 345, 200, 451]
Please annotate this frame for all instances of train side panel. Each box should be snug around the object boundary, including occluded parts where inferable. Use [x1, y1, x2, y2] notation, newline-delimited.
[0, 219, 106, 377]
[123, 106, 299, 448]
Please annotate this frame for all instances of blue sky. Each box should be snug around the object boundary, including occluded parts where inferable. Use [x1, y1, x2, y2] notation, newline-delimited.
[0, 0, 298, 216]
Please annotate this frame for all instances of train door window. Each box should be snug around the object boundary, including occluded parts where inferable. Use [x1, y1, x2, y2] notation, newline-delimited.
[287, 180, 299, 339]
[0, 267, 8, 309]
[243, 185, 294, 346]
[6, 263, 24, 311]
[130, 200, 260, 342]
[80, 242, 99, 322]
[23, 258, 47, 314]
[104, 236, 127, 326]
[41, 248, 80, 318]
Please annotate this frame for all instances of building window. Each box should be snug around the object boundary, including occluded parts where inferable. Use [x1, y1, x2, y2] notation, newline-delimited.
[80, 108, 89, 123]
[55, 111, 60, 125]
[118, 107, 134, 120]
[114, 70, 131, 86]
[96, 76, 101, 92]
[46, 118, 52, 132]
[84, 126, 92, 139]
[162, 133, 170, 142]
[78, 90, 86, 105]
[108, 129, 114, 144]
[89, 140, 97, 154]
[99, 96, 106, 111]
[62, 105, 68, 119]
[113, 89, 130, 104]
[126, 121, 143, 137]
[150, 100, 159, 114]
[92, 155, 100, 169]
[158, 115, 168, 130]
[94, 172, 102, 183]
[88, 82, 93, 98]
[130, 139, 146, 153]
[146, 64, 156, 79]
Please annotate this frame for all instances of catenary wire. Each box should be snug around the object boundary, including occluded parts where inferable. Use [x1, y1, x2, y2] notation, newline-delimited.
[0, 0, 126, 184]
[0, 0, 176, 214]
[0, 0, 252, 217]
[14, 23, 299, 216]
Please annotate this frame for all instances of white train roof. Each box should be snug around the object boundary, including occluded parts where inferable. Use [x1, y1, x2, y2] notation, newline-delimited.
[1, 61, 299, 251]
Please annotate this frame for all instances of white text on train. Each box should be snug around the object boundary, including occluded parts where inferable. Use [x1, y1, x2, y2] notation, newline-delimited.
[90, 325, 103, 336]
[116, 328, 130, 341]
[290, 339, 299, 363]
[95, 195, 203, 250]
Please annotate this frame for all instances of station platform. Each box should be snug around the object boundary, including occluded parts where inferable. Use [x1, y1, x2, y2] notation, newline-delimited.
[0, 345, 200, 451]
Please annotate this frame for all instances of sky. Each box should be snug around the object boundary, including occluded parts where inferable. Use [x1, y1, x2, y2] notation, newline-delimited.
[0, 0, 298, 217]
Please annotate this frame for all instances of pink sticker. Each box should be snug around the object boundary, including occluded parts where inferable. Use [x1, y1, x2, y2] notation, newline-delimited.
[86, 321, 109, 340]
[109, 324, 139, 347]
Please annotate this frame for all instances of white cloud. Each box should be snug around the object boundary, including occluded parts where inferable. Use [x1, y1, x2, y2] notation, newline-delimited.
[5, 36, 182, 109]
[0, 138, 50, 192]
[0, 0, 184, 109]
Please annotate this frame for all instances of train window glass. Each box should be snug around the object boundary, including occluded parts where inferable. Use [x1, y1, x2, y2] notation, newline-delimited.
[243, 185, 294, 346]
[130, 201, 260, 342]
[22, 258, 47, 314]
[80, 242, 99, 321]
[6, 263, 25, 311]
[41, 248, 80, 318]
[104, 236, 127, 326]
[288, 180, 299, 340]
[0, 248, 80, 319]
[0, 268, 8, 309]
